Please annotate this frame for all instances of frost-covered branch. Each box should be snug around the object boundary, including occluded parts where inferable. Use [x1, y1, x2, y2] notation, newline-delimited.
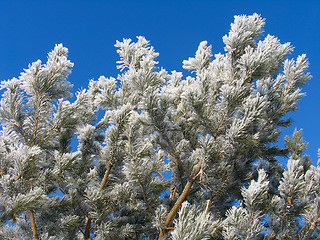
[0, 14, 314, 239]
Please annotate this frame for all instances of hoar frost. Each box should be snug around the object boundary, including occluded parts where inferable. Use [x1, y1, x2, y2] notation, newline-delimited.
[0, 13, 318, 240]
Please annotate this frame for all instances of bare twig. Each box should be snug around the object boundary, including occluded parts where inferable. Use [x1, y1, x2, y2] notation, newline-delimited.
[205, 200, 211, 215]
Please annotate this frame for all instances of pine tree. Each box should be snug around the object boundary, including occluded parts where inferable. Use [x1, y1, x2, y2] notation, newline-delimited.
[1, 14, 318, 239]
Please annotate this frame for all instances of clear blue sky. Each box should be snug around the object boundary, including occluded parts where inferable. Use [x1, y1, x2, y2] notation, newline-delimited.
[1, 0, 319, 163]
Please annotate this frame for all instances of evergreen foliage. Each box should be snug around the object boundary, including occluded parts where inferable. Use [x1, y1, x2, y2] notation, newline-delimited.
[0, 14, 318, 239]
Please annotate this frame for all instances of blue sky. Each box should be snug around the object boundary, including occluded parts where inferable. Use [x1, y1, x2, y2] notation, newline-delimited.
[1, 0, 319, 163]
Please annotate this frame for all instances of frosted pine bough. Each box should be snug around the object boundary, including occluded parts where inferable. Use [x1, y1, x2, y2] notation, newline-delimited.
[0, 13, 319, 239]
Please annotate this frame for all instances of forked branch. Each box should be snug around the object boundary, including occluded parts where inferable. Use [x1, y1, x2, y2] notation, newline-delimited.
[158, 162, 202, 239]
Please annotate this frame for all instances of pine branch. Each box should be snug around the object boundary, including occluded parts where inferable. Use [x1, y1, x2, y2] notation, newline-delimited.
[210, 175, 231, 202]
[29, 210, 39, 240]
[157, 171, 164, 179]
[267, 230, 275, 240]
[31, 180, 44, 189]
[159, 162, 202, 239]
[28, 96, 42, 239]
[84, 162, 112, 240]
[38, 122, 60, 146]
[162, 133, 192, 181]
[84, 119, 123, 239]
[132, 157, 156, 216]
[0, 234, 19, 240]
[159, 141, 232, 238]
[204, 200, 211, 215]
[0, 15, 312, 239]
[100, 162, 112, 191]
[84, 213, 92, 240]
[1, 114, 30, 144]
[158, 181, 193, 240]
[138, 176, 156, 216]
[212, 108, 231, 139]
[32, 95, 44, 146]
[303, 208, 320, 240]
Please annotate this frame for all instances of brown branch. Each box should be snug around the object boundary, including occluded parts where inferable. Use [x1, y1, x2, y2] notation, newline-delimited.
[31, 179, 45, 189]
[83, 121, 122, 239]
[158, 141, 233, 239]
[38, 125, 58, 146]
[159, 181, 193, 240]
[159, 141, 233, 238]
[266, 230, 275, 240]
[169, 187, 176, 199]
[297, 221, 309, 239]
[28, 158, 39, 240]
[84, 162, 113, 240]
[159, 162, 202, 240]
[205, 200, 211, 215]
[138, 177, 156, 216]
[304, 207, 320, 240]
[84, 213, 92, 240]
[157, 171, 164, 179]
[100, 163, 112, 191]
[131, 154, 155, 216]
[15, 174, 21, 181]
[163, 134, 192, 181]
[29, 210, 39, 240]
[26, 96, 40, 240]
[58, 186, 67, 195]
[83, 215, 92, 239]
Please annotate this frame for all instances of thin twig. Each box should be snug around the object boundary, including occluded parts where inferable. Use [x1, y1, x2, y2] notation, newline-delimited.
[157, 171, 164, 179]
[205, 200, 211, 215]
